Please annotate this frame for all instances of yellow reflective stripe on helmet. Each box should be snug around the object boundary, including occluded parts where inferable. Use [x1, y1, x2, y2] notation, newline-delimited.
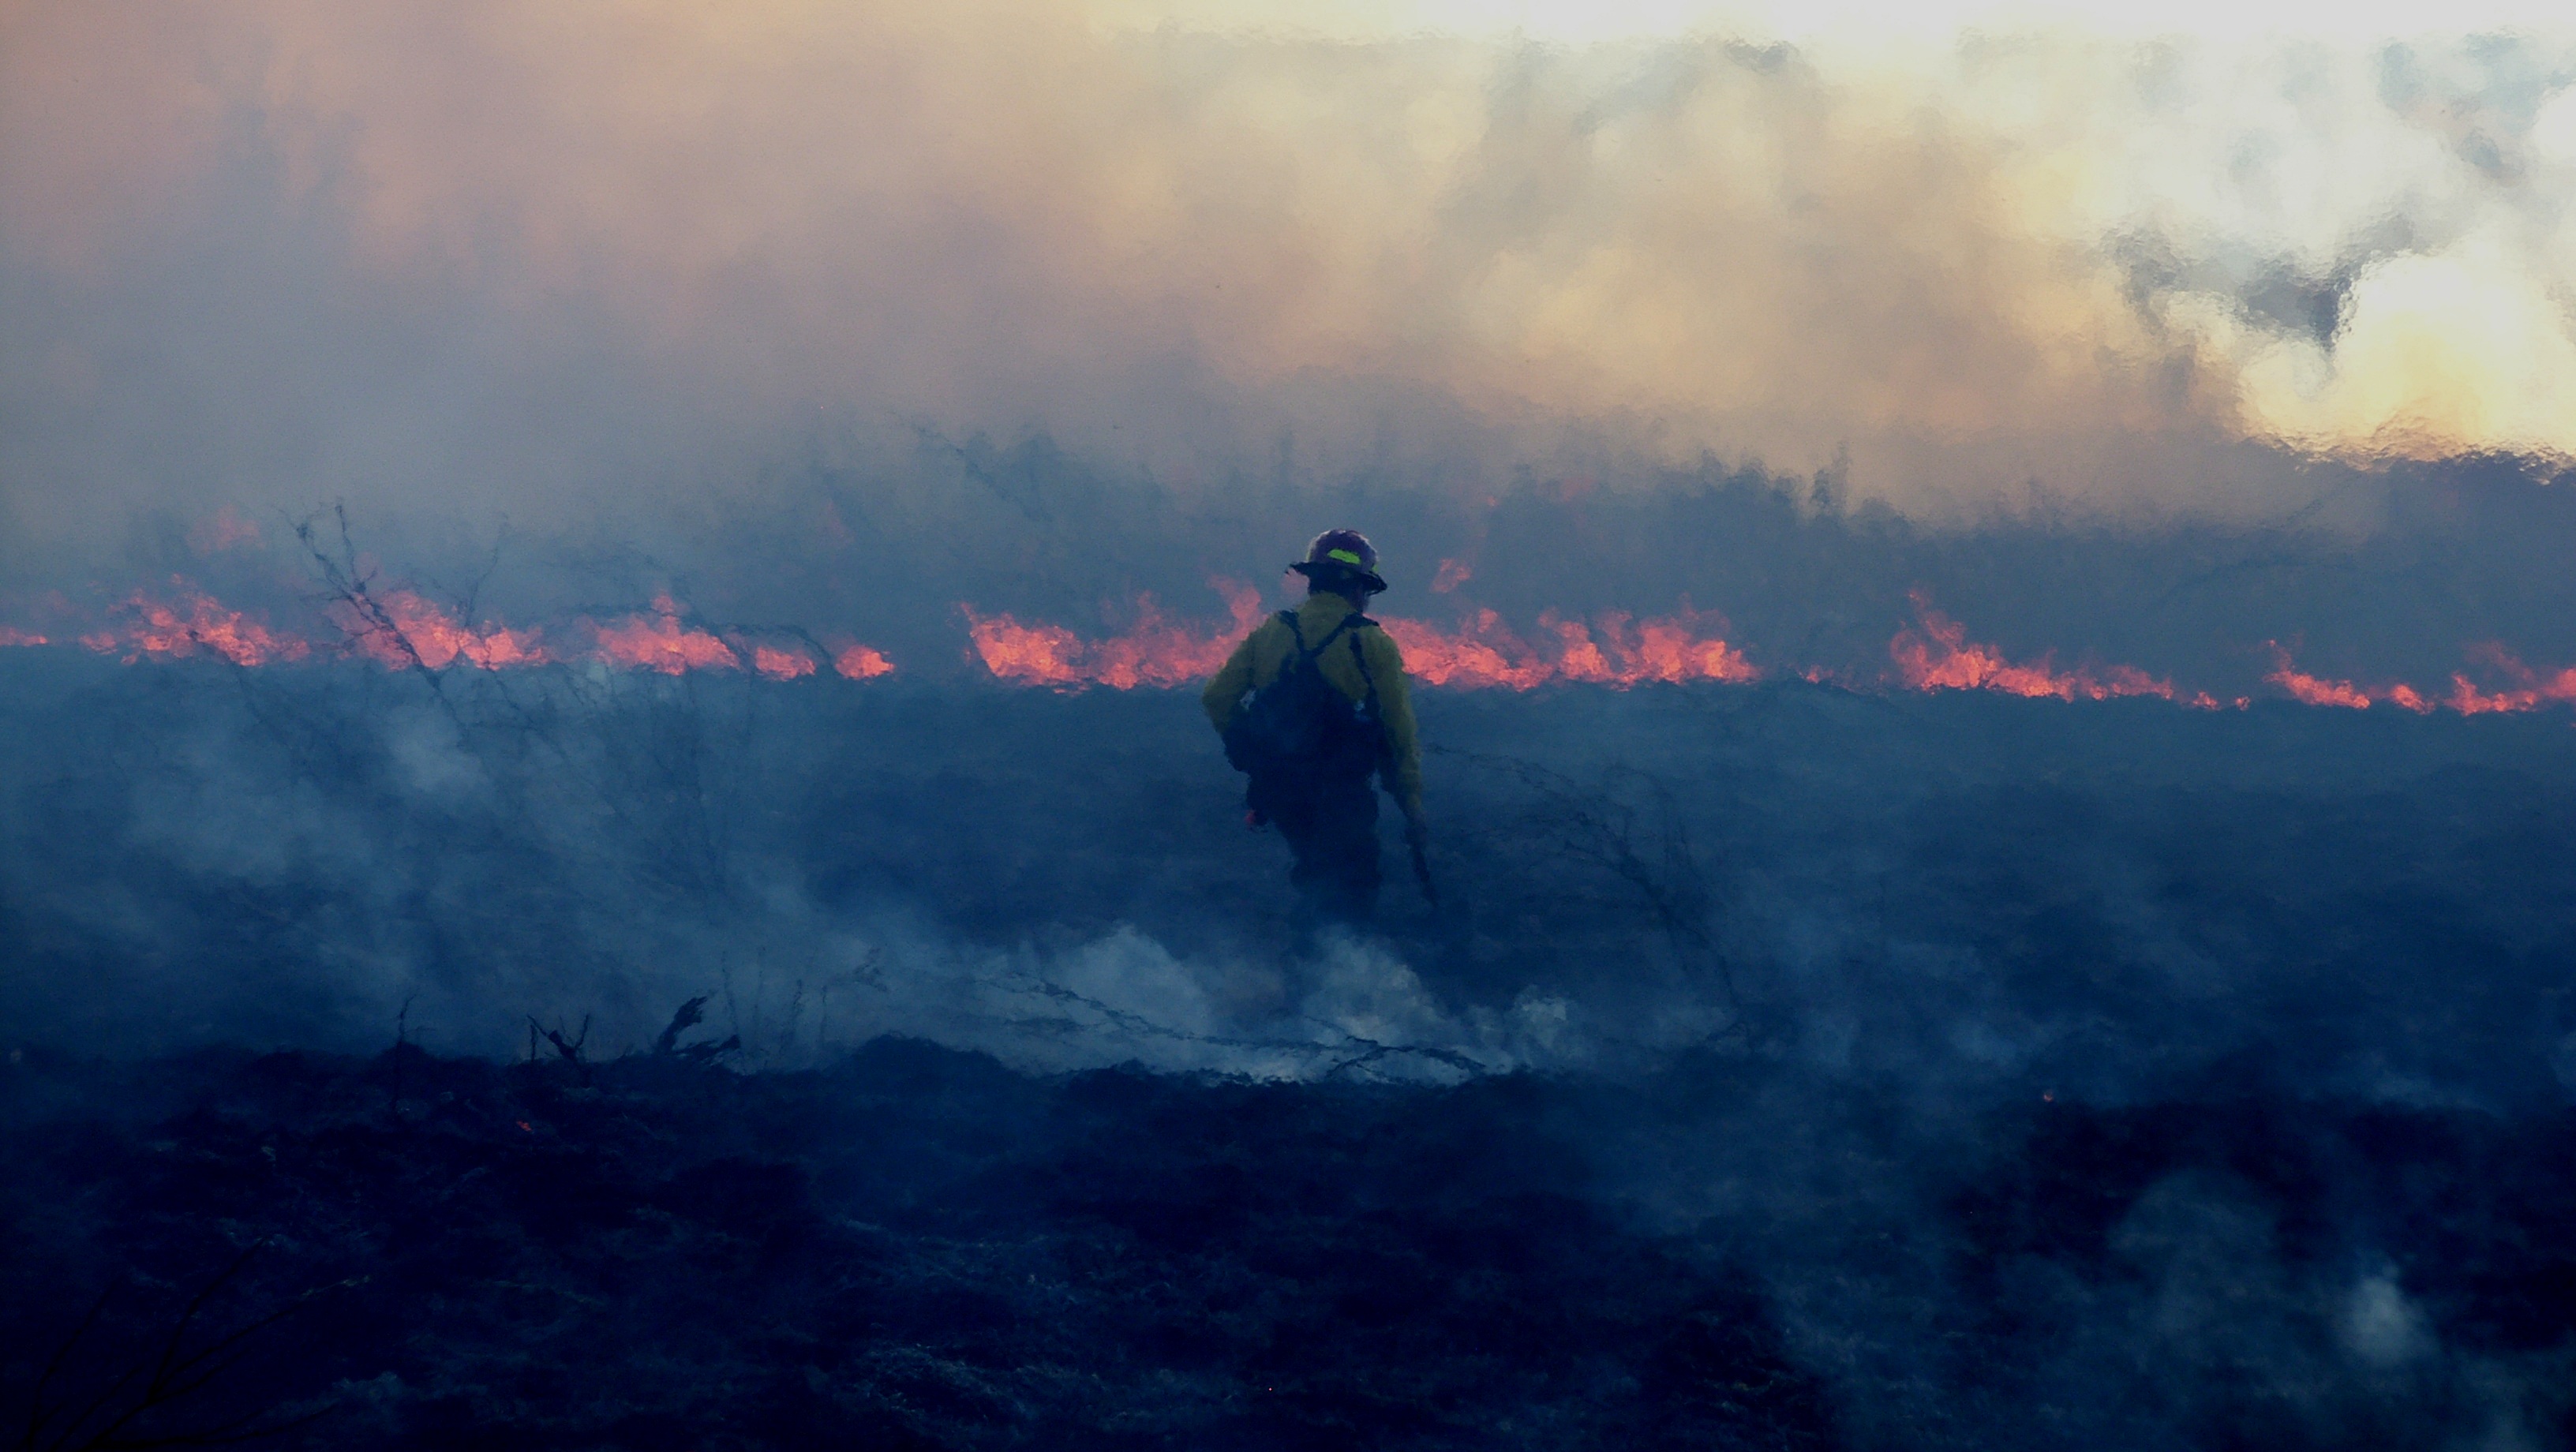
[1327, 548, 1366, 567]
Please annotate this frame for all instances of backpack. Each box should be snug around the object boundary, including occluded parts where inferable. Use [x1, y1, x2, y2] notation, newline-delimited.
[1223, 611, 1385, 791]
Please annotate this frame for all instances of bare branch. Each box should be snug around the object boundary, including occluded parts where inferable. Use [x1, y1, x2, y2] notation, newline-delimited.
[21, 1251, 356, 1452]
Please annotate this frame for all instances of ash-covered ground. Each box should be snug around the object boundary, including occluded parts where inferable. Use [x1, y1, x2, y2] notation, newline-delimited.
[6, 654, 2576, 1448]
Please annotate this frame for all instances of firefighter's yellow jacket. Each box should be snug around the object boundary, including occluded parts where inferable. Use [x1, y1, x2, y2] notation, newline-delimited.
[1202, 593, 1424, 818]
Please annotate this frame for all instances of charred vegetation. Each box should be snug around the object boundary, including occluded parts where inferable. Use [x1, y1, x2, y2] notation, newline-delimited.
[6, 1035, 2576, 1447]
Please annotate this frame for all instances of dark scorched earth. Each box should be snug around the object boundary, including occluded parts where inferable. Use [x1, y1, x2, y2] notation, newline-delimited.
[6, 652, 2576, 1449]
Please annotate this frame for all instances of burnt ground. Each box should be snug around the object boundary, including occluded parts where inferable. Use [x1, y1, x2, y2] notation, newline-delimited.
[5, 1040, 2576, 1450]
[9, 661, 2576, 1446]
[0, 1042, 1832, 1451]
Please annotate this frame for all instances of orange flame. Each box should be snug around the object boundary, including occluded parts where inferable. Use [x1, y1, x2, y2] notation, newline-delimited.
[2442, 643, 2576, 714]
[1895, 596, 2211, 706]
[2264, 651, 2371, 708]
[2261, 644, 2433, 711]
[32, 581, 908, 681]
[833, 643, 896, 680]
[963, 589, 1758, 691]
[334, 590, 552, 670]
[83, 584, 310, 666]
[312, 588, 899, 681]
[584, 598, 896, 679]
[963, 612, 1085, 686]
[752, 644, 818, 680]
[966, 580, 1265, 689]
[1554, 609, 1761, 687]
[51, 571, 2576, 718]
[1381, 611, 1553, 690]
[1383, 608, 1757, 689]
[588, 594, 741, 675]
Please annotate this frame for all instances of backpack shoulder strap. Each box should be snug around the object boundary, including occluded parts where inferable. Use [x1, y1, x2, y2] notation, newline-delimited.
[1346, 627, 1383, 723]
[1271, 610, 1364, 688]
[1300, 612, 1359, 661]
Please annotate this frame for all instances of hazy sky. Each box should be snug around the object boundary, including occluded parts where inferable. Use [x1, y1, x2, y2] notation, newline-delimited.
[6, 1, 2574, 548]
[1102, 0, 2576, 43]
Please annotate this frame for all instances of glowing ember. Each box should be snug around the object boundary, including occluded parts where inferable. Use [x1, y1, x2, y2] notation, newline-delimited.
[965, 581, 1264, 690]
[84, 584, 310, 666]
[1894, 595, 2209, 706]
[335, 590, 551, 670]
[752, 645, 818, 680]
[590, 595, 740, 675]
[833, 644, 896, 680]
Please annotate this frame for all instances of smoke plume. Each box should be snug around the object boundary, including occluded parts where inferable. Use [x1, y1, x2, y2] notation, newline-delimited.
[11, 2, 2576, 567]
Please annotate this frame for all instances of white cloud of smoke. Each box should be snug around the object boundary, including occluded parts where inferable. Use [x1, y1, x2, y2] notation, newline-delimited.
[6, 2, 2576, 556]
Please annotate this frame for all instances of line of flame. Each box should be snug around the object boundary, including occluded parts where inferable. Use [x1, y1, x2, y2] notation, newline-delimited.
[552, 594, 896, 680]
[1383, 606, 1759, 690]
[965, 581, 1267, 690]
[2443, 642, 2576, 715]
[2265, 640, 2576, 716]
[21, 582, 2576, 717]
[2263, 644, 2398, 710]
[588, 594, 742, 675]
[14, 584, 900, 681]
[335, 589, 552, 670]
[1895, 594, 2220, 708]
[965, 593, 1758, 692]
[2266, 646, 2448, 712]
[73, 582, 312, 666]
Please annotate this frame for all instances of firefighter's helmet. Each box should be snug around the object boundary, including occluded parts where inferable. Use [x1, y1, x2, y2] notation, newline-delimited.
[1289, 529, 1387, 594]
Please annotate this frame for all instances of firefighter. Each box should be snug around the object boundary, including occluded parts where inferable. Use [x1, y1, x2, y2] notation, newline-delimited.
[1203, 530, 1427, 930]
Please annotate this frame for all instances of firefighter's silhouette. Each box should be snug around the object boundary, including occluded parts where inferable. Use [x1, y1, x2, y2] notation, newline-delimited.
[1204, 530, 1427, 930]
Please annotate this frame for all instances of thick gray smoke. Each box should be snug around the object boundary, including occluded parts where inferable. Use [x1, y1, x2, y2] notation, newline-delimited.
[10, 2, 2576, 577]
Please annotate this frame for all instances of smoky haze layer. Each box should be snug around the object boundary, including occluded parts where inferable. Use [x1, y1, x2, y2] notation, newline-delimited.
[13, 4, 2576, 567]
[6, 646, 2574, 1103]
[17, 451, 2576, 710]
[6, 646, 2576, 1445]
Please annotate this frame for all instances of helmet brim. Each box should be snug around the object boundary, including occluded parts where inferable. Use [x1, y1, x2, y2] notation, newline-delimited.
[1290, 559, 1387, 593]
